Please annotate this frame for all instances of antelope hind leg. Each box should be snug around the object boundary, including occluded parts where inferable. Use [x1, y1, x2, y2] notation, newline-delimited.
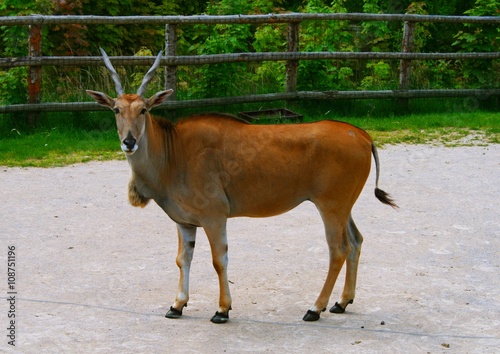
[330, 215, 363, 314]
[303, 210, 350, 321]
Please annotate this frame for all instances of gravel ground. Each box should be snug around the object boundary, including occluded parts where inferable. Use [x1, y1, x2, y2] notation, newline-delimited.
[1, 144, 499, 353]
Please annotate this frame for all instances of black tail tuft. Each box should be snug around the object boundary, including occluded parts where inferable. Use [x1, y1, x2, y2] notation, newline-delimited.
[371, 143, 398, 209]
[375, 188, 399, 209]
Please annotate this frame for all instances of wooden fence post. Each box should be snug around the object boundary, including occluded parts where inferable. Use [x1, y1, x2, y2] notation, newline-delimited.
[165, 24, 177, 100]
[398, 21, 415, 111]
[28, 24, 42, 127]
[286, 22, 300, 98]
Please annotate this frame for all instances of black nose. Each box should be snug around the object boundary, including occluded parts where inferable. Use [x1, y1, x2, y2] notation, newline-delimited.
[123, 136, 137, 150]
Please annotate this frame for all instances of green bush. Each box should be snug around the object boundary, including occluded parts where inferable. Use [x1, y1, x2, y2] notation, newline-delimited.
[1, 0, 499, 108]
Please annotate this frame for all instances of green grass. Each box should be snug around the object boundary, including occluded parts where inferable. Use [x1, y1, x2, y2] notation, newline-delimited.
[0, 128, 123, 167]
[332, 111, 500, 146]
[0, 101, 499, 167]
[0, 111, 124, 167]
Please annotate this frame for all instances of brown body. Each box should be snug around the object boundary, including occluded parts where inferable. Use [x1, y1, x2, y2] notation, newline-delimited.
[132, 114, 373, 221]
[87, 49, 396, 323]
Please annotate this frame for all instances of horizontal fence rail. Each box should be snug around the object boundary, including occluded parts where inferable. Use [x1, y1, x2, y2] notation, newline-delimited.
[4, 89, 500, 113]
[2, 52, 500, 68]
[0, 13, 499, 115]
[2, 13, 500, 25]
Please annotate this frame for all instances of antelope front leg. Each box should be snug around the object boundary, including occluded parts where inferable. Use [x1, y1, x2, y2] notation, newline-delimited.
[166, 224, 197, 319]
[204, 220, 232, 324]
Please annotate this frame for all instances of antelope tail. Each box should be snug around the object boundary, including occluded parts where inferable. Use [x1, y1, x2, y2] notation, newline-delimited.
[371, 143, 398, 209]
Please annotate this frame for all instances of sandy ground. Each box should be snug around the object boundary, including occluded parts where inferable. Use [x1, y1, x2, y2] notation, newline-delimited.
[1, 144, 499, 353]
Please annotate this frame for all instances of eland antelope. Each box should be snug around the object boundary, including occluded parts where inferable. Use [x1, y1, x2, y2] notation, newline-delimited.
[87, 48, 397, 324]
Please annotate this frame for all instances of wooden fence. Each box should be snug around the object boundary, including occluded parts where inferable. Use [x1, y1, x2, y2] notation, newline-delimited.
[1, 13, 500, 116]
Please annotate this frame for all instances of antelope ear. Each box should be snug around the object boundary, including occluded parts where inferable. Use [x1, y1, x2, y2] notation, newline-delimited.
[148, 89, 174, 109]
[86, 90, 115, 109]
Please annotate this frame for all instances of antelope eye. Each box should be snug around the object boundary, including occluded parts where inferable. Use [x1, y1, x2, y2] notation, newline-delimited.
[141, 108, 147, 115]
[113, 108, 120, 114]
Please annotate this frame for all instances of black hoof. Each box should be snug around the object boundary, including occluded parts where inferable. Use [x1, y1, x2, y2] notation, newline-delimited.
[210, 311, 229, 324]
[329, 299, 353, 314]
[302, 308, 325, 322]
[165, 305, 184, 319]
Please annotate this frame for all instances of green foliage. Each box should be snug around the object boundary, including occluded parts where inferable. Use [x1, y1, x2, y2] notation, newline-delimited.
[57, 0, 186, 56]
[453, 0, 499, 53]
[0, 68, 27, 104]
[253, 61, 287, 92]
[252, 24, 287, 92]
[452, 0, 500, 88]
[359, 61, 394, 90]
[361, 0, 393, 52]
[188, 22, 255, 97]
[297, 0, 356, 90]
[412, 60, 457, 89]
[1, 0, 53, 56]
[182, 0, 287, 98]
[406, 2, 431, 52]
[0, 0, 498, 107]
[254, 24, 287, 53]
[0, 0, 53, 104]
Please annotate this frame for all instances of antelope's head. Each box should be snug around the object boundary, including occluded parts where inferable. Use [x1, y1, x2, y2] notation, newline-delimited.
[86, 48, 173, 155]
